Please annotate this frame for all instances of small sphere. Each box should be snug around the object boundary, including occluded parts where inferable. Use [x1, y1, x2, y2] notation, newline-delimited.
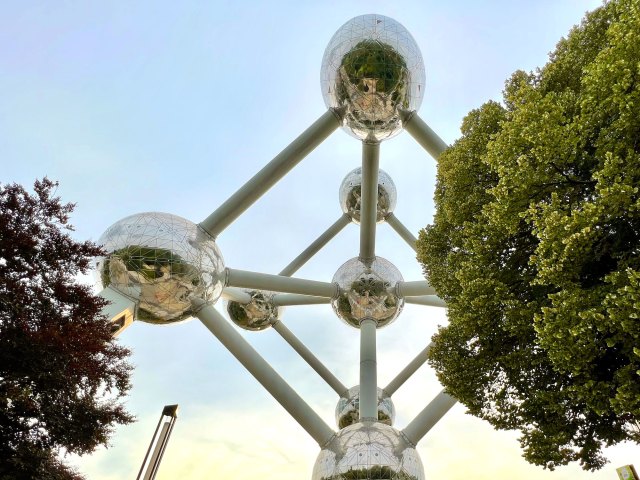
[336, 386, 395, 429]
[312, 421, 424, 480]
[331, 257, 404, 328]
[226, 290, 281, 331]
[339, 167, 397, 224]
[94, 212, 225, 324]
[321, 14, 425, 142]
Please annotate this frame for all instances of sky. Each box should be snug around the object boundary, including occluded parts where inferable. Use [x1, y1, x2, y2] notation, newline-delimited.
[1, 1, 639, 479]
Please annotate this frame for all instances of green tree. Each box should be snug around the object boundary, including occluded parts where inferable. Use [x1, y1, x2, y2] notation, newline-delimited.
[417, 0, 640, 470]
[0, 179, 133, 479]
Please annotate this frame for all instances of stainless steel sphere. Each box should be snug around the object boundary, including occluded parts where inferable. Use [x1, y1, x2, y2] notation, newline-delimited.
[321, 14, 425, 142]
[226, 290, 281, 331]
[331, 257, 404, 328]
[336, 386, 395, 429]
[312, 421, 424, 480]
[339, 167, 397, 224]
[95, 212, 225, 324]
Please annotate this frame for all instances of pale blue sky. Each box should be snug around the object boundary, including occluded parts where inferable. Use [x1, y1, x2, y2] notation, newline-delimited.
[1, 1, 638, 479]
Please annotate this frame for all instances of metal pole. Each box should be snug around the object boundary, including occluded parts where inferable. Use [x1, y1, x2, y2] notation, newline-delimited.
[196, 304, 335, 447]
[399, 109, 448, 160]
[221, 287, 252, 304]
[384, 344, 432, 396]
[386, 213, 418, 253]
[272, 294, 331, 306]
[137, 405, 179, 480]
[272, 320, 347, 396]
[404, 296, 447, 308]
[402, 390, 457, 445]
[396, 280, 436, 297]
[199, 108, 344, 238]
[359, 319, 378, 420]
[226, 268, 337, 298]
[359, 141, 380, 263]
[279, 213, 351, 277]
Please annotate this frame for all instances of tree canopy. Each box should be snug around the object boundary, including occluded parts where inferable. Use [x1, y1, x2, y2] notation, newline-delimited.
[0, 179, 133, 479]
[417, 0, 640, 470]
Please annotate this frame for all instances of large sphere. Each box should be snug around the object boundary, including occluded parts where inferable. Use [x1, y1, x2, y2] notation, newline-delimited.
[339, 167, 397, 224]
[336, 386, 395, 429]
[95, 212, 225, 324]
[321, 14, 425, 142]
[331, 257, 404, 328]
[312, 422, 424, 480]
[226, 290, 281, 331]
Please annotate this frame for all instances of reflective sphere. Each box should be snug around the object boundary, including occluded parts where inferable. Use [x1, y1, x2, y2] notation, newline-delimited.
[331, 257, 404, 328]
[226, 290, 281, 331]
[336, 386, 395, 429]
[339, 167, 397, 224]
[312, 421, 424, 480]
[95, 212, 225, 324]
[321, 14, 425, 142]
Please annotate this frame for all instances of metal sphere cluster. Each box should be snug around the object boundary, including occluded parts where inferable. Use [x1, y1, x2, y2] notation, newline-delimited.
[226, 290, 281, 331]
[336, 386, 395, 429]
[331, 256, 404, 328]
[339, 167, 397, 224]
[312, 421, 424, 480]
[95, 212, 225, 324]
[321, 14, 425, 142]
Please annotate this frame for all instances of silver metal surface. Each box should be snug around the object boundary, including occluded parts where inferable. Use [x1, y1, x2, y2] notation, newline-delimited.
[321, 14, 425, 142]
[95, 212, 225, 324]
[225, 289, 281, 331]
[335, 386, 395, 429]
[312, 422, 424, 480]
[331, 256, 404, 328]
[339, 167, 397, 224]
[359, 141, 380, 263]
[359, 319, 378, 421]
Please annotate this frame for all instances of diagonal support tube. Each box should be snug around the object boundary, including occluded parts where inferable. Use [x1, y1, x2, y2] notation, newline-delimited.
[404, 296, 447, 308]
[272, 320, 347, 396]
[200, 108, 344, 238]
[399, 109, 449, 160]
[402, 389, 457, 446]
[221, 287, 252, 304]
[196, 303, 335, 447]
[384, 343, 433, 396]
[386, 213, 418, 253]
[279, 213, 351, 277]
[359, 319, 378, 420]
[226, 268, 337, 298]
[359, 141, 380, 263]
[272, 294, 331, 306]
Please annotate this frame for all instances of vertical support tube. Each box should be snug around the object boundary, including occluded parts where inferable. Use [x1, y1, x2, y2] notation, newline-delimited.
[386, 213, 418, 253]
[359, 319, 378, 420]
[199, 108, 343, 238]
[279, 213, 351, 277]
[402, 389, 457, 445]
[359, 141, 380, 263]
[196, 304, 335, 447]
[384, 343, 432, 396]
[272, 321, 348, 396]
[399, 109, 449, 160]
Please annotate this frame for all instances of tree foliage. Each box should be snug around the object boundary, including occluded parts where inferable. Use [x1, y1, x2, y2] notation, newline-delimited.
[417, 0, 640, 470]
[0, 179, 133, 479]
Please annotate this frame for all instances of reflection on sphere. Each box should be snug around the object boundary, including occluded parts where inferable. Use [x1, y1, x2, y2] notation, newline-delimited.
[336, 386, 395, 429]
[321, 14, 425, 141]
[339, 167, 397, 224]
[226, 290, 281, 331]
[331, 257, 404, 328]
[94, 212, 225, 324]
[312, 421, 424, 480]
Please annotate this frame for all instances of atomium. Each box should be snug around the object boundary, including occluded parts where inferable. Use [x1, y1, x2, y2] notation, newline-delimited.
[226, 290, 281, 331]
[336, 386, 395, 429]
[312, 422, 424, 480]
[331, 256, 404, 328]
[95, 212, 225, 324]
[339, 167, 397, 224]
[321, 14, 425, 142]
